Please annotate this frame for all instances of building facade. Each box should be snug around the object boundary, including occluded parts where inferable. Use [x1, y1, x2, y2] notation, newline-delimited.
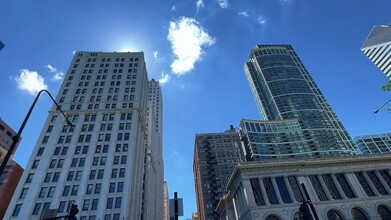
[216, 155, 391, 220]
[354, 133, 391, 154]
[244, 44, 357, 158]
[193, 126, 243, 220]
[5, 51, 164, 220]
[0, 118, 21, 162]
[0, 161, 23, 220]
[361, 24, 391, 79]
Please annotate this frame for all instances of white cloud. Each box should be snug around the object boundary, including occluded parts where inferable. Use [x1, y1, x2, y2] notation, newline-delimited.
[239, 11, 249, 17]
[46, 64, 65, 81]
[218, 0, 229, 8]
[72, 50, 76, 55]
[158, 71, 170, 85]
[171, 5, 176, 11]
[258, 15, 267, 25]
[196, 0, 204, 10]
[167, 17, 215, 75]
[14, 69, 48, 95]
[153, 51, 158, 60]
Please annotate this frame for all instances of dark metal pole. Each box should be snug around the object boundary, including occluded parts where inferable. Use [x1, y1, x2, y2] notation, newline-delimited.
[174, 192, 178, 220]
[0, 89, 73, 177]
[374, 98, 391, 114]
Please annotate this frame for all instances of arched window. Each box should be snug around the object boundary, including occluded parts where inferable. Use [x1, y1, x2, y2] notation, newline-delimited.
[377, 205, 391, 220]
[351, 207, 369, 220]
[327, 209, 343, 220]
[265, 214, 280, 220]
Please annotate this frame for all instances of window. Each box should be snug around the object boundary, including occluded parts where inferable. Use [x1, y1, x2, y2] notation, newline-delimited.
[95, 183, 102, 194]
[71, 185, 79, 196]
[91, 199, 99, 210]
[53, 172, 60, 182]
[48, 187, 56, 197]
[58, 201, 67, 213]
[117, 182, 123, 192]
[47, 125, 53, 133]
[67, 171, 75, 181]
[37, 147, 45, 156]
[12, 204, 22, 216]
[98, 169, 104, 179]
[111, 169, 118, 178]
[71, 158, 78, 167]
[32, 203, 42, 215]
[83, 199, 90, 211]
[109, 183, 115, 193]
[42, 136, 49, 144]
[58, 136, 65, 143]
[100, 157, 107, 165]
[115, 197, 122, 208]
[39, 187, 47, 198]
[63, 185, 70, 196]
[61, 147, 68, 155]
[82, 146, 89, 154]
[105, 134, 111, 141]
[121, 156, 127, 164]
[79, 158, 86, 166]
[57, 159, 64, 168]
[54, 147, 61, 155]
[49, 159, 56, 168]
[32, 160, 40, 169]
[106, 198, 113, 209]
[90, 170, 96, 180]
[75, 171, 82, 181]
[119, 168, 125, 178]
[86, 184, 93, 194]
[75, 146, 81, 154]
[44, 173, 52, 182]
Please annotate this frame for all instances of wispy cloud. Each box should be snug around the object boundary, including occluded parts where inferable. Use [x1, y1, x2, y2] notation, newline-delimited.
[167, 17, 215, 75]
[72, 50, 76, 55]
[258, 15, 267, 25]
[14, 69, 48, 95]
[217, 0, 229, 8]
[153, 51, 159, 60]
[171, 5, 176, 11]
[158, 71, 170, 85]
[196, 0, 204, 10]
[46, 64, 65, 81]
[238, 10, 249, 17]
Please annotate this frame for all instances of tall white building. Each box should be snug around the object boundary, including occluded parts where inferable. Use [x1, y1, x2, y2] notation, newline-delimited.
[362, 24, 391, 79]
[5, 51, 164, 220]
[142, 79, 164, 219]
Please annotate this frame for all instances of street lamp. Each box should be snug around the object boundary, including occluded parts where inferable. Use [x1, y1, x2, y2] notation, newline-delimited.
[373, 98, 391, 114]
[0, 89, 73, 177]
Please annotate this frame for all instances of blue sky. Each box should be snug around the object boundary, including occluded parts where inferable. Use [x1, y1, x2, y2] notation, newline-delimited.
[0, 0, 390, 219]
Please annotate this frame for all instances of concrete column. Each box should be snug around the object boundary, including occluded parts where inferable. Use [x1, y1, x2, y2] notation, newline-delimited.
[374, 171, 391, 194]
[259, 178, 270, 205]
[271, 177, 283, 204]
[317, 175, 332, 200]
[242, 179, 257, 207]
[331, 174, 347, 199]
[362, 171, 380, 196]
[284, 176, 297, 203]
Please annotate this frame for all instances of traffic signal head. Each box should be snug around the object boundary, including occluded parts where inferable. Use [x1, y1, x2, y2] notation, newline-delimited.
[69, 204, 79, 220]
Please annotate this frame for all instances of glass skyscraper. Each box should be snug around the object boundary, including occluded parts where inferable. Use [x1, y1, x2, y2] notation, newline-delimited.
[243, 44, 357, 159]
[361, 24, 391, 79]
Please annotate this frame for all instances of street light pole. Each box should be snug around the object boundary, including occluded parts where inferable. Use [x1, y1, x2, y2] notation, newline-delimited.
[0, 89, 73, 177]
[373, 98, 391, 114]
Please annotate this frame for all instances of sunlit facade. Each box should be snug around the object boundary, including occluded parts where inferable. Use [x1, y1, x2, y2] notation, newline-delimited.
[361, 24, 391, 79]
[216, 155, 391, 220]
[5, 51, 164, 220]
[244, 44, 358, 159]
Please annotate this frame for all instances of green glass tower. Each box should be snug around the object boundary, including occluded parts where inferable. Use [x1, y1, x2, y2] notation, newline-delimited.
[243, 44, 357, 159]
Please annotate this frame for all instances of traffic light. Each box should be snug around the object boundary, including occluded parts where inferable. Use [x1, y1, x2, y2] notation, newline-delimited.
[69, 204, 79, 220]
[299, 202, 313, 220]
